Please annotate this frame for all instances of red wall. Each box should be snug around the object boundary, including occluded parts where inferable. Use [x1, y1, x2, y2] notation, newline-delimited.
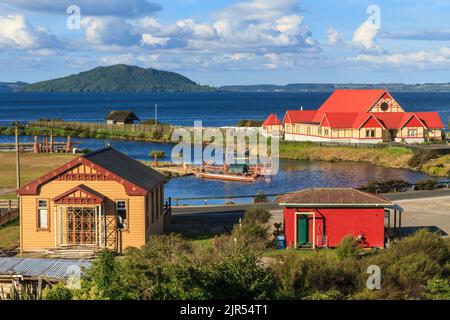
[283, 207, 385, 248]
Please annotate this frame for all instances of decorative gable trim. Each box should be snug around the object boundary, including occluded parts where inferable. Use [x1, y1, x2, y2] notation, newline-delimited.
[17, 157, 148, 196]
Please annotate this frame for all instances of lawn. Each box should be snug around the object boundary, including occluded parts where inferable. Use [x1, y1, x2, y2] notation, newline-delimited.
[0, 152, 77, 196]
[0, 220, 19, 250]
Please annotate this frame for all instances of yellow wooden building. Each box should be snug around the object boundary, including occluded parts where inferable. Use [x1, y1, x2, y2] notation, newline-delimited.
[17, 147, 169, 253]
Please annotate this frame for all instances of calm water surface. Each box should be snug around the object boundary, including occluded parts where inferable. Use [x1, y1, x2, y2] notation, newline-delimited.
[0, 136, 431, 204]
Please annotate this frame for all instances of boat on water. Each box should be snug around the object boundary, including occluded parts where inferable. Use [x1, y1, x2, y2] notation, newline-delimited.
[194, 163, 260, 182]
[195, 172, 257, 182]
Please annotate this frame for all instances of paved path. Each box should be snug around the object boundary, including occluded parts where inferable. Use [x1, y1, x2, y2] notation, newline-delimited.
[170, 189, 450, 237]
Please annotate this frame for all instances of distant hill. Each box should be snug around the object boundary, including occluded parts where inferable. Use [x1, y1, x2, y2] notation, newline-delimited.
[220, 83, 450, 92]
[22, 65, 214, 93]
[0, 82, 29, 93]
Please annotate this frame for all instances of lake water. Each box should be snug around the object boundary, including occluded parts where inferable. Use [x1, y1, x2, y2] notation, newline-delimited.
[0, 135, 431, 204]
[0, 92, 449, 128]
[0, 91, 444, 203]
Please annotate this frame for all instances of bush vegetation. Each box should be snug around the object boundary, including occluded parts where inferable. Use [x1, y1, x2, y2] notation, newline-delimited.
[40, 224, 449, 300]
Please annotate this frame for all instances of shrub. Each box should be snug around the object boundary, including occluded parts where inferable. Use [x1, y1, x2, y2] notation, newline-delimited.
[152, 131, 163, 140]
[42, 282, 73, 300]
[204, 245, 278, 300]
[359, 179, 412, 193]
[299, 253, 358, 296]
[414, 179, 437, 190]
[408, 150, 439, 168]
[336, 236, 362, 260]
[231, 207, 272, 249]
[236, 119, 263, 127]
[425, 279, 450, 300]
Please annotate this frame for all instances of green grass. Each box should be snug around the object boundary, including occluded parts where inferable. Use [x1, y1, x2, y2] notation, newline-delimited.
[264, 247, 338, 258]
[0, 153, 77, 195]
[182, 232, 216, 249]
[0, 219, 19, 250]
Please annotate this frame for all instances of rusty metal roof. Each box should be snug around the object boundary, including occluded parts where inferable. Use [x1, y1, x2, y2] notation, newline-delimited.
[0, 257, 91, 279]
[277, 188, 392, 207]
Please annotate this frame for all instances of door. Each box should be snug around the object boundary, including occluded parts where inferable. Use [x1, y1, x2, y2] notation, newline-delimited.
[297, 215, 309, 246]
[67, 207, 97, 245]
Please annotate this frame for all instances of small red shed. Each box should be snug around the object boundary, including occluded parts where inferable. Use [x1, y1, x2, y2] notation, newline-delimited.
[277, 188, 399, 249]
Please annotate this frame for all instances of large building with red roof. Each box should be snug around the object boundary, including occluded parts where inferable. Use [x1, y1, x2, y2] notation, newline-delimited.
[262, 89, 444, 144]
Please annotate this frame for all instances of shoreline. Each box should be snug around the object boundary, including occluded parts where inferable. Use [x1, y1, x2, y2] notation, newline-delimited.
[1, 127, 449, 178]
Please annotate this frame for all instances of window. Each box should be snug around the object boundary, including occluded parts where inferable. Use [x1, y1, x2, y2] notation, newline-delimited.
[318, 128, 322, 136]
[408, 129, 417, 137]
[380, 102, 389, 112]
[324, 129, 329, 136]
[116, 200, 127, 229]
[37, 200, 48, 229]
[306, 127, 311, 135]
[366, 129, 375, 138]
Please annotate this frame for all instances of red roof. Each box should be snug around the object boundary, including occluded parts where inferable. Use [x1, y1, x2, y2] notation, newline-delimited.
[322, 113, 359, 128]
[262, 113, 282, 126]
[312, 89, 385, 122]
[284, 110, 317, 124]
[371, 112, 410, 129]
[414, 112, 444, 129]
[281, 89, 444, 131]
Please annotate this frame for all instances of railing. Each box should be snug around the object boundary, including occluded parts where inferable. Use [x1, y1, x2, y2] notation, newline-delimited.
[168, 194, 281, 207]
[0, 209, 19, 227]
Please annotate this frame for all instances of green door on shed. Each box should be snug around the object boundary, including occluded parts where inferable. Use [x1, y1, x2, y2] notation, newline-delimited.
[297, 215, 309, 245]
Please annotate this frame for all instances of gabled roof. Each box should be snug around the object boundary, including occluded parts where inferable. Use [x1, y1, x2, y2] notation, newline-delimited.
[17, 147, 166, 196]
[321, 113, 359, 129]
[106, 110, 139, 122]
[277, 188, 392, 207]
[52, 184, 105, 205]
[312, 89, 385, 122]
[262, 113, 282, 126]
[414, 112, 444, 129]
[82, 147, 166, 191]
[371, 112, 410, 129]
[284, 110, 318, 124]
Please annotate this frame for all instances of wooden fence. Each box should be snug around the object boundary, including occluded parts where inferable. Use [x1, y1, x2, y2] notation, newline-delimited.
[0, 200, 18, 210]
[28, 120, 172, 135]
[0, 209, 19, 226]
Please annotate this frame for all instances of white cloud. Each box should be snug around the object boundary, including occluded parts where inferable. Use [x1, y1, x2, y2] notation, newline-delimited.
[352, 20, 382, 52]
[351, 47, 450, 69]
[0, 15, 57, 49]
[82, 17, 140, 47]
[138, 0, 318, 55]
[327, 27, 343, 46]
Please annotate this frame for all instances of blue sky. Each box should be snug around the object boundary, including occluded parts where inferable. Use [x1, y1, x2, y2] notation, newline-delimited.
[1, 0, 450, 85]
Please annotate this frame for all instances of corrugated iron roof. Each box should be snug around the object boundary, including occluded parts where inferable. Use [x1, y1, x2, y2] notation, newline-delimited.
[0, 257, 91, 279]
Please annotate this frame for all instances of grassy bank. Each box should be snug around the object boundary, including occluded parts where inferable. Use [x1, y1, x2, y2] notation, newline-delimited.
[279, 141, 450, 177]
[0, 125, 172, 143]
[279, 141, 414, 168]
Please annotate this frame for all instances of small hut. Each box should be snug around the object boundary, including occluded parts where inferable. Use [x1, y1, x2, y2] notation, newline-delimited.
[106, 111, 139, 125]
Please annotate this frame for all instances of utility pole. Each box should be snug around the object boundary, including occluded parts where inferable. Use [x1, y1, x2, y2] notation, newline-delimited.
[14, 121, 21, 192]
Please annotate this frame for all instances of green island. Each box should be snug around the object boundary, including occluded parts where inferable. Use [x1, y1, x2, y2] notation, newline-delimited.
[20, 64, 215, 93]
